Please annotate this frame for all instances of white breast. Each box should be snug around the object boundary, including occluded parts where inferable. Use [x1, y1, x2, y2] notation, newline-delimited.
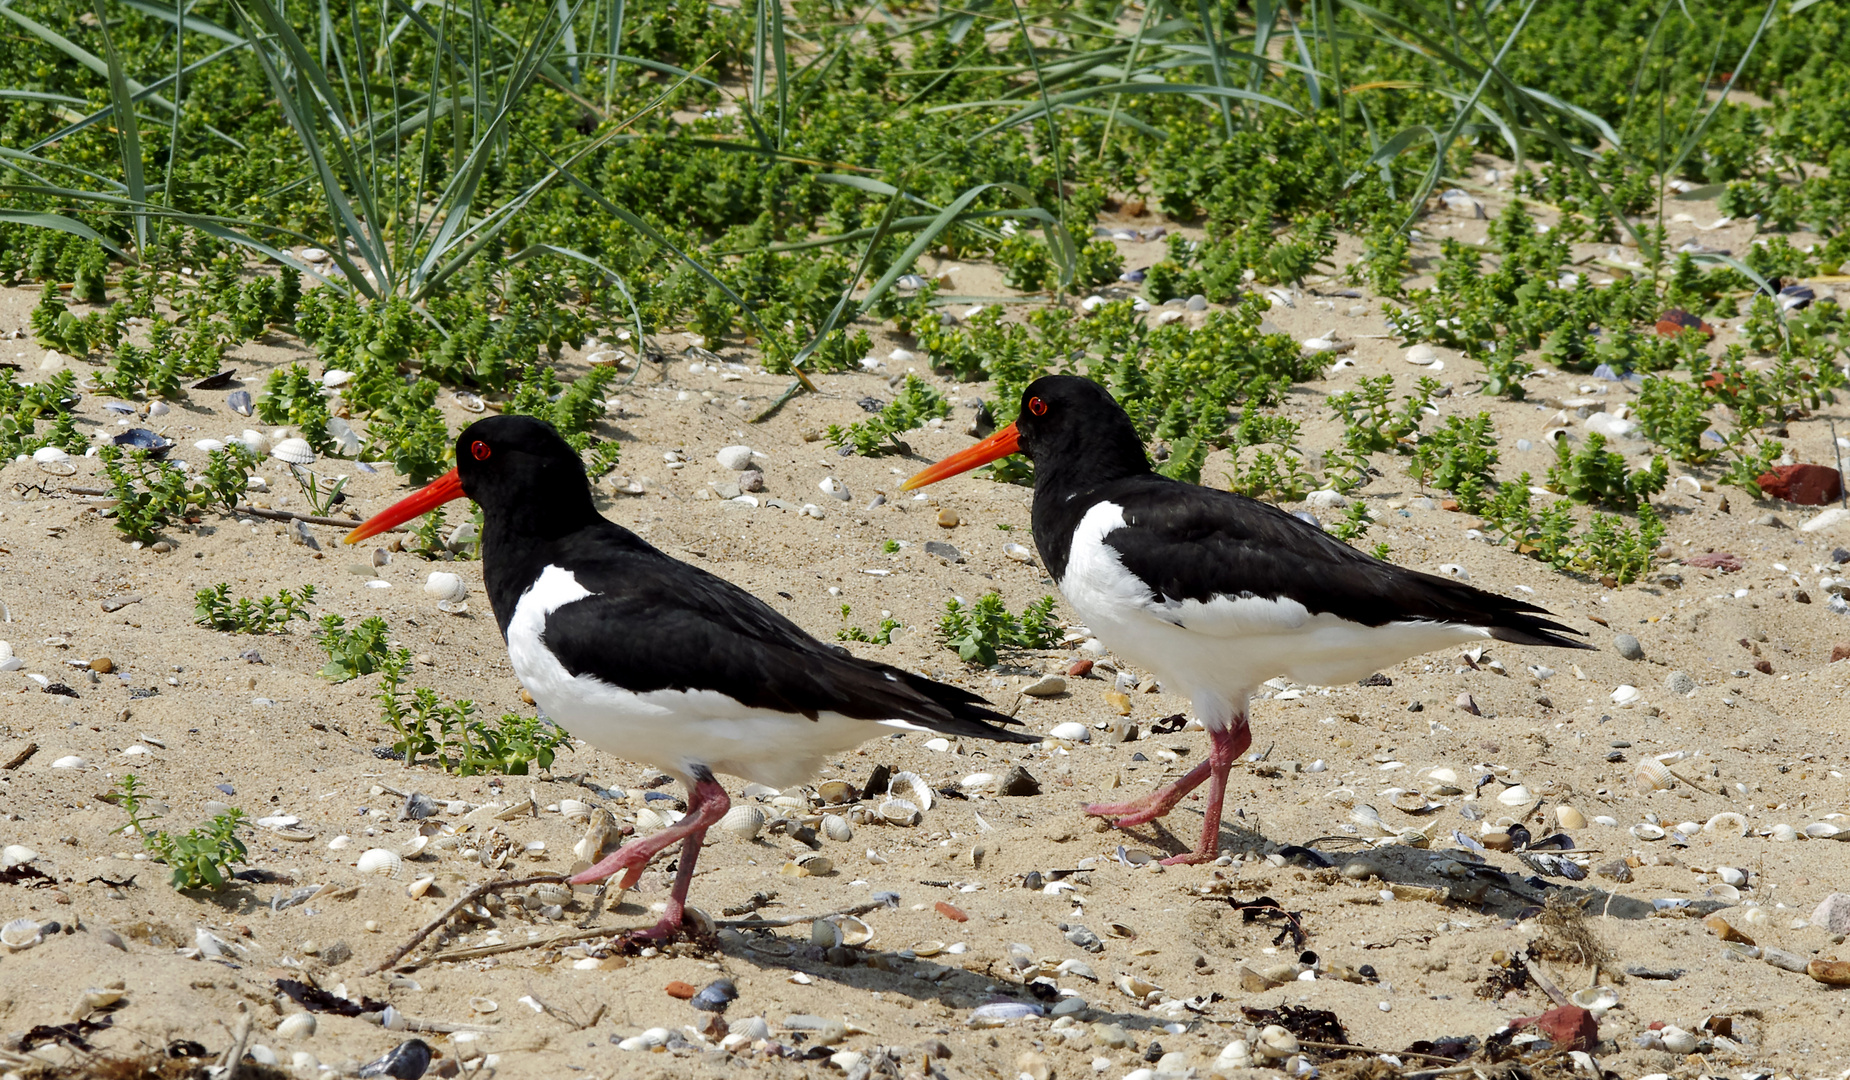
[1059, 502, 1487, 727]
[506, 565, 906, 787]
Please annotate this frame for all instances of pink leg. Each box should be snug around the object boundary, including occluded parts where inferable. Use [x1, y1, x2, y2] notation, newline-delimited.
[1085, 714, 1252, 865]
[570, 772, 729, 941]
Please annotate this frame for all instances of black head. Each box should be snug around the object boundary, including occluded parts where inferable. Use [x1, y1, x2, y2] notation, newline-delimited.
[455, 414, 599, 534]
[1013, 375, 1151, 484]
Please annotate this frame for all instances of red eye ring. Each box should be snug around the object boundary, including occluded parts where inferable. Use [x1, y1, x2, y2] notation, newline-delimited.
[1028, 397, 1048, 416]
[471, 440, 491, 461]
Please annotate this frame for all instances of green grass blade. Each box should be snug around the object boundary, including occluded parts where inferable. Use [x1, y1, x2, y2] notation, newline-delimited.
[91, 0, 148, 253]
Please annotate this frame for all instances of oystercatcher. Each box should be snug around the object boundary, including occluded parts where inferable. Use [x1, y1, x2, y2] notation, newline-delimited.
[345, 415, 1033, 939]
[903, 375, 1592, 865]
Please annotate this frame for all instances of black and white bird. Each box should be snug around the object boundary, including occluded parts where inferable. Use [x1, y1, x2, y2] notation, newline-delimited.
[904, 375, 1592, 865]
[346, 415, 1033, 940]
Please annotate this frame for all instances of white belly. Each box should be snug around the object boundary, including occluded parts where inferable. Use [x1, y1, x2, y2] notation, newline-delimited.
[506, 566, 898, 788]
[1060, 502, 1487, 726]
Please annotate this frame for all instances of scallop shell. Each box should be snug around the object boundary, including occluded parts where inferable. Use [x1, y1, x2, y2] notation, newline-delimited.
[424, 572, 468, 605]
[1630, 823, 1666, 841]
[405, 875, 436, 899]
[878, 799, 921, 827]
[718, 805, 765, 841]
[559, 799, 593, 824]
[271, 437, 315, 465]
[888, 771, 933, 812]
[816, 780, 856, 806]
[356, 848, 404, 877]
[1, 918, 44, 950]
[1633, 759, 1673, 791]
[276, 1013, 317, 1039]
[1704, 812, 1748, 837]
[821, 815, 853, 842]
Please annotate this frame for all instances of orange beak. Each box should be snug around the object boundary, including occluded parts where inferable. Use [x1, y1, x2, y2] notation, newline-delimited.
[900, 423, 1021, 491]
[344, 467, 468, 544]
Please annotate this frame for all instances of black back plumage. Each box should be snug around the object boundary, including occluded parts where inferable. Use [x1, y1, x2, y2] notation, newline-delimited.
[1009, 376, 1592, 650]
[453, 415, 1036, 741]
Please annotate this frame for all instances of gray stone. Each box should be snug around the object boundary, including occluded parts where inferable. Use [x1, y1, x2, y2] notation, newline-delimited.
[1613, 633, 1645, 661]
[1665, 670, 1697, 695]
[1814, 893, 1850, 935]
[739, 469, 765, 493]
[1185, 294, 1208, 312]
[1065, 924, 1103, 952]
[923, 541, 962, 563]
[1093, 1023, 1132, 1050]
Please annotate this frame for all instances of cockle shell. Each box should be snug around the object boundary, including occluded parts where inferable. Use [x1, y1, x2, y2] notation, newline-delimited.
[888, 771, 933, 811]
[558, 799, 593, 824]
[879, 799, 921, 826]
[424, 572, 468, 606]
[276, 1013, 317, 1039]
[821, 815, 853, 842]
[1496, 785, 1533, 807]
[1704, 812, 1748, 837]
[1555, 806, 1588, 830]
[1633, 759, 1673, 791]
[355, 848, 403, 877]
[271, 437, 315, 465]
[816, 780, 856, 806]
[717, 805, 765, 841]
[1630, 823, 1666, 841]
[1, 918, 44, 951]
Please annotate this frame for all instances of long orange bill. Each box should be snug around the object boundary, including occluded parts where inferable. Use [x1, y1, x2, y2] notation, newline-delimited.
[900, 423, 1021, 491]
[344, 467, 467, 544]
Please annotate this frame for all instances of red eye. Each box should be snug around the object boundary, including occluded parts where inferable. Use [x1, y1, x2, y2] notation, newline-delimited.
[1028, 397, 1048, 416]
[471, 440, 491, 461]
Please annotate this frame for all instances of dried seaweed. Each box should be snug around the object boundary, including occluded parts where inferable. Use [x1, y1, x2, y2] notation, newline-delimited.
[274, 978, 389, 1016]
[1217, 895, 1308, 949]
[1240, 1004, 1354, 1056]
[0, 864, 56, 887]
[1475, 949, 1535, 1000]
[19, 1018, 110, 1052]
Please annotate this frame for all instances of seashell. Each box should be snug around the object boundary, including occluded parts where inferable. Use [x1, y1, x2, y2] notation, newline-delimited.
[770, 795, 806, 813]
[821, 815, 853, 843]
[1350, 804, 1386, 832]
[888, 771, 933, 812]
[300, 247, 330, 262]
[798, 854, 833, 875]
[277, 1013, 317, 1039]
[818, 477, 850, 501]
[911, 941, 944, 957]
[1047, 721, 1090, 743]
[717, 805, 765, 841]
[1633, 759, 1673, 791]
[691, 978, 738, 1013]
[399, 835, 429, 858]
[424, 572, 468, 605]
[113, 428, 174, 455]
[327, 834, 353, 851]
[325, 417, 361, 456]
[1704, 812, 1748, 837]
[51, 756, 86, 769]
[1630, 823, 1666, 841]
[1114, 973, 1162, 1003]
[321, 369, 353, 389]
[1256, 1024, 1300, 1059]
[194, 439, 227, 453]
[968, 1002, 1042, 1026]
[1216, 1041, 1254, 1070]
[879, 799, 921, 827]
[837, 915, 874, 947]
[1739, 906, 1769, 927]
[574, 808, 618, 862]
[633, 806, 668, 831]
[1496, 785, 1532, 807]
[470, 997, 498, 1014]
[271, 437, 315, 465]
[1707, 883, 1741, 902]
[227, 390, 254, 416]
[1392, 791, 1435, 814]
[33, 446, 75, 475]
[816, 780, 856, 806]
[356, 848, 403, 877]
[559, 799, 593, 824]
[236, 429, 270, 456]
[405, 875, 436, 899]
[2, 845, 38, 868]
[1, 918, 44, 951]
[1610, 684, 1640, 706]
[1659, 1026, 1698, 1054]
[1568, 986, 1618, 1014]
[454, 391, 486, 413]
[730, 1017, 770, 1043]
[1716, 866, 1747, 886]
[1593, 815, 1619, 827]
[1555, 806, 1587, 830]
[1003, 543, 1035, 564]
[959, 772, 998, 795]
[1772, 823, 1800, 842]
[529, 882, 571, 907]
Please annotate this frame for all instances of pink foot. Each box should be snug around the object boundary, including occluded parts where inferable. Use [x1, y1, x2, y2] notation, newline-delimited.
[569, 771, 730, 942]
[1084, 759, 1212, 827]
[1087, 716, 1251, 864]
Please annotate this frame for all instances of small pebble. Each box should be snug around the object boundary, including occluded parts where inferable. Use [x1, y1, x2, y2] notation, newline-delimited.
[89, 657, 114, 674]
[1021, 675, 1066, 698]
[716, 445, 755, 470]
[937, 508, 960, 528]
[1665, 670, 1697, 695]
[1612, 633, 1644, 661]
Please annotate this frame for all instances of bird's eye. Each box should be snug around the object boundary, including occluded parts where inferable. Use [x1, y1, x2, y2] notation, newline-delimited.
[471, 440, 492, 461]
[1028, 397, 1048, 416]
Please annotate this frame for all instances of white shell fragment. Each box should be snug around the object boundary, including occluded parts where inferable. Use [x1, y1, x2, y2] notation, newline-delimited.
[0, 918, 43, 951]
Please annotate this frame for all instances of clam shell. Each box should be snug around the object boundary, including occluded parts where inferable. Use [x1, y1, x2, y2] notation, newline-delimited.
[1633, 759, 1673, 791]
[327, 834, 352, 851]
[454, 391, 486, 413]
[1, 918, 44, 950]
[838, 915, 873, 947]
[910, 941, 944, 957]
[888, 771, 933, 812]
[271, 437, 315, 465]
[1568, 986, 1618, 1013]
[398, 835, 429, 858]
[816, 780, 856, 806]
[1555, 806, 1588, 830]
[356, 848, 404, 877]
[1047, 721, 1091, 743]
[277, 1013, 317, 1039]
[1392, 790, 1435, 814]
[1707, 883, 1741, 902]
[1630, 823, 1666, 841]
[470, 997, 498, 1014]
[1704, 812, 1748, 837]
[1495, 784, 1533, 807]
[717, 805, 765, 841]
[959, 772, 998, 795]
[821, 815, 853, 843]
[878, 799, 921, 827]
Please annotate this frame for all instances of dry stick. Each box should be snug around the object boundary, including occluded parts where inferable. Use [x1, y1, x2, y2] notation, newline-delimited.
[1296, 1039, 1457, 1064]
[63, 487, 382, 531]
[715, 898, 891, 931]
[2, 742, 37, 771]
[1666, 766, 1724, 798]
[364, 872, 570, 975]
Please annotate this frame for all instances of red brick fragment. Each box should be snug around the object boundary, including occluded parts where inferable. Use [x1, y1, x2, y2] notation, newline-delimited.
[1685, 552, 1742, 572]
[934, 901, 969, 922]
[1512, 1005, 1600, 1052]
[1655, 308, 1715, 339]
[1755, 463, 1844, 506]
[665, 981, 698, 1000]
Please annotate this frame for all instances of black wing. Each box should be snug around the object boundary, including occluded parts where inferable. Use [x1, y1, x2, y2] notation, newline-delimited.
[538, 531, 1037, 742]
[1097, 478, 1591, 650]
